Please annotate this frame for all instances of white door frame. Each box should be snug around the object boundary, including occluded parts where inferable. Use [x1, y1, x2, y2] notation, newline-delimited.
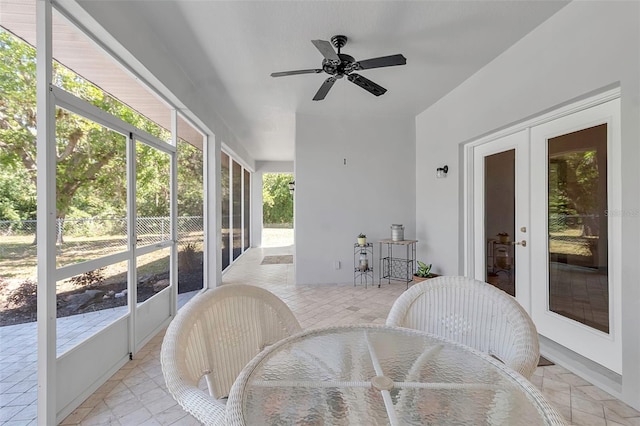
[471, 130, 531, 311]
[530, 98, 622, 374]
[464, 87, 622, 372]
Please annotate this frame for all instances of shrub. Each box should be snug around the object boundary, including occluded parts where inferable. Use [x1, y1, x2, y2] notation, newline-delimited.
[179, 242, 200, 272]
[6, 280, 37, 309]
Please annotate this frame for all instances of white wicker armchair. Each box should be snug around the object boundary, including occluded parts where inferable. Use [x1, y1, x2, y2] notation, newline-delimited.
[160, 284, 302, 425]
[386, 276, 540, 379]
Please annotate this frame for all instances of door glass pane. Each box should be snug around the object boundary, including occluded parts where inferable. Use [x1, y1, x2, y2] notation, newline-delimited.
[232, 160, 242, 260]
[548, 124, 608, 333]
[244, 169, 250, 251]
[221, 152, 230, 270]
[484, 150, 515, 296]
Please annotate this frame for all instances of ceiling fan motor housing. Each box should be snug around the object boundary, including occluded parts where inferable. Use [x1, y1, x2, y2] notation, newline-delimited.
[322, 53, 357, 77]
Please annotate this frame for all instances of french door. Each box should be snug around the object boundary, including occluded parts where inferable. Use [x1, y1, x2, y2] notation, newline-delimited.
[530, 99, 621, 373]
[473, 130, 530, 309]
[470, 97, 621, 373]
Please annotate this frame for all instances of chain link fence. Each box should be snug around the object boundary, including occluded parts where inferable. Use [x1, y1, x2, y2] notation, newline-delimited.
[0, 216, 203, 252]
[0, 219, 37, 237]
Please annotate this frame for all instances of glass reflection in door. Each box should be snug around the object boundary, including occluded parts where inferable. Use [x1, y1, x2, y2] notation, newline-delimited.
[547, 124, 608, 333]
[485, 150, 515, 296]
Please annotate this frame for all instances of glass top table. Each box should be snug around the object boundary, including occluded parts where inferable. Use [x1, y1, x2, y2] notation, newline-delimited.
[226, 325, 566, 425]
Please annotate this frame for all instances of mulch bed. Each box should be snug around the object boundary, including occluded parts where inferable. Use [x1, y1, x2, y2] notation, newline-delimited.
[0, 267, 203, 327]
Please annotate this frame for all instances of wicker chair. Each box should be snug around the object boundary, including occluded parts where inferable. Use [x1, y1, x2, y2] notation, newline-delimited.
[386, 276, 539, 379]
[160, 284, 302, 425]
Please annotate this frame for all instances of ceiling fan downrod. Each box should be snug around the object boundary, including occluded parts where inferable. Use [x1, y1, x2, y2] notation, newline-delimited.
[331, 35, 348, 54]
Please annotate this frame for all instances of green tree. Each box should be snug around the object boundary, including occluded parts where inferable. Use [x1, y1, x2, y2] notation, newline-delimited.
[262, 173, 293, 225]
[0, 167, 36, 221]
[0, 29, 37, 192]
[549, 150, 600, 236]
[135, 143, 170, 217]
[178, 140, 204, 217]
[0, 28, 202, 230]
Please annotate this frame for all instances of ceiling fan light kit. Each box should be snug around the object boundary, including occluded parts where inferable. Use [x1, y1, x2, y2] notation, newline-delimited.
[271, 35, 406, 101]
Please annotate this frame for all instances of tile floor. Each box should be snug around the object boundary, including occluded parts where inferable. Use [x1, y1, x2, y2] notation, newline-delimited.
[0, 293, 196, 426]
[2, 239, 640, 425]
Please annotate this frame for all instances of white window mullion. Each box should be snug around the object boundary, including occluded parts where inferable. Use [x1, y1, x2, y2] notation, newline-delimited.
[242, 169, 253, 250]
[241, 167, 245, 254]
[36, 1, 57, 424]
[170, 110, 178, 317]
[55, 251, 130, 282]
[228, 154, 234, 264]
[127, 132, 137, 356]
[134, 130, 175, 155]
[50, 86, 173, 154]
[204, 135, 221, 288]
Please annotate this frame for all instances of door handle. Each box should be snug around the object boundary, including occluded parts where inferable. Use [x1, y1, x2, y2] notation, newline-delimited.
[512, 240, 527, 247]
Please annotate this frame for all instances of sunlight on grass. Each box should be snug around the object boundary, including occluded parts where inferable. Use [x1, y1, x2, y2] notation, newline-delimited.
[0, 234, 203, 287]
[549, 229, 596, 257]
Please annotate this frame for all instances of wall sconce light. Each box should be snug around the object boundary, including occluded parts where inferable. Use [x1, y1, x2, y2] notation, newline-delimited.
[436, 165, 448, 178]
[288, 181, 295, 194]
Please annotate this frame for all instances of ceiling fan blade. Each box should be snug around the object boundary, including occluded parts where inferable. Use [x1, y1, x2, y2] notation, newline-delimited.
[271, 69, 323, 77]
[347, 73, 387, 96]
[311, 39, 340, 62]
[313, 77, 336, 101]
[356, 54, 407, 70]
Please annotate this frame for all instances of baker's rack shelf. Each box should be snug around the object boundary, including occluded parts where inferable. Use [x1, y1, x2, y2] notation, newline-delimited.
[379, 239, 417, 289]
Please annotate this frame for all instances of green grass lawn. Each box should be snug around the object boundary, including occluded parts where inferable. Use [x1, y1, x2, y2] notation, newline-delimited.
[549, 228, 597, 257]
[0, 233, 203, 290]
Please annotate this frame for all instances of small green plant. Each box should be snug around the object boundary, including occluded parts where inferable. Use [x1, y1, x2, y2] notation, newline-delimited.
[415, 261, 432, 278]
[358, 233, 366, 238]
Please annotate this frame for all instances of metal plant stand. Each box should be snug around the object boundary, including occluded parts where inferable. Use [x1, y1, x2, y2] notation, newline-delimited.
[354, 243, 374, 288]
[379, 239, 417, 289]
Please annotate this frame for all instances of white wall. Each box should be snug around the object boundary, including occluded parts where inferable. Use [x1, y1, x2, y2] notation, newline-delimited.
[416, 0, 639, 408]
[295, 113, 415, 285]
[252, 161, 294, 248]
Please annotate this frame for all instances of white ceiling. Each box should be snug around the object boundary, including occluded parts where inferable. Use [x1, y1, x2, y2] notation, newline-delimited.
[76, 0, 569, 162]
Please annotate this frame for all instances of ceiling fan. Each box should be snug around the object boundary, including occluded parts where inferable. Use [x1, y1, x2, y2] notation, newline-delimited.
[271, 35, 407, 101]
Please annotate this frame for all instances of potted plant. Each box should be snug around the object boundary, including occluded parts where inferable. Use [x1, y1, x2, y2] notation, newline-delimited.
[357, 233, 367, 246]
[413, 261, 437, 283]
[497, 232, 510, 244]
